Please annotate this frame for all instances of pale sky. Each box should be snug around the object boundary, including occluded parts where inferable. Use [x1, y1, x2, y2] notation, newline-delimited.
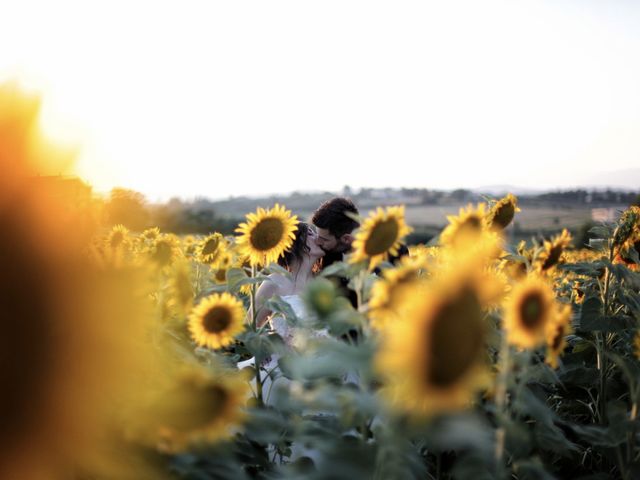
[1, 0, 639, 201]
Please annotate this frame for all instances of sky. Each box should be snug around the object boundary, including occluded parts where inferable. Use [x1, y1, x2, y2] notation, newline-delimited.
[1, 0, 639, 201]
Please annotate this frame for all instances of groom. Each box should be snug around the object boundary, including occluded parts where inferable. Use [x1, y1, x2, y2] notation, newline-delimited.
[311, 196, 409, 307]
[311, 196, 360, 310]
[312, 197, 360, 270]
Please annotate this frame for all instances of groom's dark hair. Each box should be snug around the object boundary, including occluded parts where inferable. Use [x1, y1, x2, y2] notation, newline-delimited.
[312, 197, 359, 238]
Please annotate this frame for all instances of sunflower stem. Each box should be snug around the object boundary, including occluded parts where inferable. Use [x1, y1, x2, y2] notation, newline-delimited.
[195, 262, 201, 296]
[597, 239, 614, 424]
[495, 331, 511, 477]
[249, 264, 264, 405]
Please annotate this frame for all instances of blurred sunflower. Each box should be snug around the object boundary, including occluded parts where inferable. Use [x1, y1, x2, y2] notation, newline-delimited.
[572, 280, 586, 304]
[211, 252, 234, 285]
[634, 332, 640, 360]
[350, 205, 412, 270]
[487, 193, 520, 230]
[235, 204, 298, 267]
[107, 224, 130, 250]
[375, 265, 497, 417]
[613, 206, 640, 249]
[142, 227, 160, 241]
[440, 203, 488, 248]
[537, 229, 572, 272]
[181, 234, 198, 258]
[545, 304, 573, 369]
[500, 257, 528, 281]
[136, 366, 249, 453]
[503, 275, 557, 349]
[368, 256, 426, 330]
[615, 230, 640, 271]
[149, 234, 181, 268]
[197, 232, 228, 267]
[188, 292, 245, 349]
[169, 261, 195, 316]
[0, 82, 157, 479]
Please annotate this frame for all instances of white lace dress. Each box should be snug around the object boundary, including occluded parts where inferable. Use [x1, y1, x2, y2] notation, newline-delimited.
[237, 294, 328, 405]
[237, 295, 345, 466]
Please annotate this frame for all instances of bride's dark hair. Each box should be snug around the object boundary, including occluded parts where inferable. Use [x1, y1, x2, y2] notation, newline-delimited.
[277, 222, 319, 272]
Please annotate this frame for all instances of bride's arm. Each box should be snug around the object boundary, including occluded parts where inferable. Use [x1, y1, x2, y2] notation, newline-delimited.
[252, 278, 278, 328]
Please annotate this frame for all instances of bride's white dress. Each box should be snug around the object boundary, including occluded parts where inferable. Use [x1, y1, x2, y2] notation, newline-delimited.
[237, 294, 328, 404]
[237, 294, 331, 465]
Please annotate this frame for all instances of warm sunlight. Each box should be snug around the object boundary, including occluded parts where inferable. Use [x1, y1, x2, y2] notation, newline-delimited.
[3, 3, 640, 479]
[2, 0, 639, 200]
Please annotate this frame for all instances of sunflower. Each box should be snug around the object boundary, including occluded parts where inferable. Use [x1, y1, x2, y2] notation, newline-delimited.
[615, 228, 640, 271]
[440, 203, 488, 249]
[613, 206, 640, 249]
[182, 235, 198, 258]
[188, 293, 245, 349]
[545, 303, 573, 369]
[368, 256, 426, 330]
[0, 82, 160, 479]
[375, 271, 491, 417]
[107, 224, 130, 250]
[141, 227, 160, 241]
[503, 275, 557, 349]
[235, 204, 298, 268]
[211, 252, 234, 284]
[197, 232, 228, 267]
[303, 277, 340, 317]
[572, 280, 586, 304]
[487, 193, 520, 230]
[537, 229, 572, 272]
[169, 261, 194, 316]
[350, 205, 413, 270]
[141, 366, 249, 453]
[149, 234, 181, 267]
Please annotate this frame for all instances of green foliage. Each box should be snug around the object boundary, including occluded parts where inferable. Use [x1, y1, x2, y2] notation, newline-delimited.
[112, 205, 640, 480]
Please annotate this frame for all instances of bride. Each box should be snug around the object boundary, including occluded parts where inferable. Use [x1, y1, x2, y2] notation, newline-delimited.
[238, 222, 327, 405]
[255, 221, 325, 330]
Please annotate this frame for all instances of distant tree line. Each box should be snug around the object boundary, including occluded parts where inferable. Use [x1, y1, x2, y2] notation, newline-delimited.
[101, 187, 640, 240]
[102, 188, 242, 235]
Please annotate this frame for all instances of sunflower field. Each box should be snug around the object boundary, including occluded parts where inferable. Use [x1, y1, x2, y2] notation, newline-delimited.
[3, 84, 640, 480]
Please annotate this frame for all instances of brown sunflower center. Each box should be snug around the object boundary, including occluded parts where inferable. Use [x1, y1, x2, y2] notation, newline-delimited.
[519, 292, 545, 330]
[250, 217, 285, 252]
[203, 306, 232, 333]
[541, 245, 563, 270]
[110, 232, 124, 248]
[364, 219, 399, 256]
[162, 382, 229, 432]
[425, 287, 484, 388]
[202, 237, 220, 256]
[491, 202, 515, 229]
[455, 216, 483, 242]
[214, 269, 227, 283]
